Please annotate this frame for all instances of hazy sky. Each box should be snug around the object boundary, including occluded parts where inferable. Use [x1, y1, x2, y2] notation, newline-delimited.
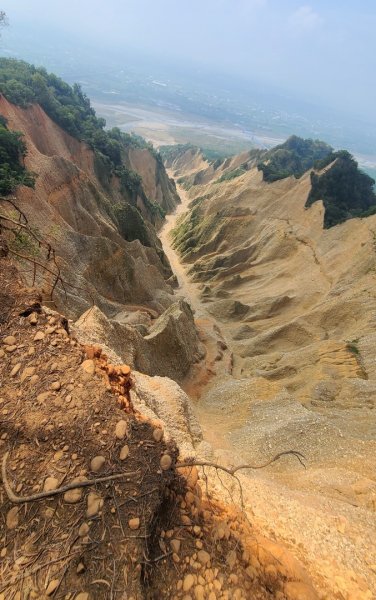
[1, 0, 375, 120]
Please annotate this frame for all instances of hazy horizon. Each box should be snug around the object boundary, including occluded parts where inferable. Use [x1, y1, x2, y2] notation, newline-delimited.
[1, 0, 375, 124]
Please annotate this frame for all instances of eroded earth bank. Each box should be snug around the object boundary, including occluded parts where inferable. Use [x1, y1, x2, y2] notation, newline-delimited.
[158, 146, 376, 600]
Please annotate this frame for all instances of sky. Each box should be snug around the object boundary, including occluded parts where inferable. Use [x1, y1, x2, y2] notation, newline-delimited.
[0, 0, 375, 121]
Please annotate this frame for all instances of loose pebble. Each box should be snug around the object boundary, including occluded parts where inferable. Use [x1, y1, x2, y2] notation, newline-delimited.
[37, 391, 50, 403]
[160, 454, 172, 471]
[21, 366, 36, 382]
[153, 428, 163, 442]
[6, 507, 19, 529]
[28, 312, 38, 325]
[115, 420, 128, 439]
[64, 478, 85, 503]
[197, 550, 211, 566]
[77, 562, 86, 574]
[119, 445, 129, 460]
[10, 363, 21, 377]
[90, 455, 105, 472]
[128, 517, 140, 530]
[78, 522, 90, 537]
[183, 574, 195, 592]
[81, 359, 95, 376]
[44, 477, 59, 492]
[46, 580, 59, 596]
[171, 539, 181, 553]
[86, 491, 103, 517]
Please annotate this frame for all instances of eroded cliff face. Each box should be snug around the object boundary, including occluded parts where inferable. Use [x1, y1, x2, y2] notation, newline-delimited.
[0, 96, 179, 318]
[166, 152, 376, 599]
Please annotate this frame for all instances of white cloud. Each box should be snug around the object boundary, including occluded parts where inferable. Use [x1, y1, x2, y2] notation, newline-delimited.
[289, 5, 322, 31]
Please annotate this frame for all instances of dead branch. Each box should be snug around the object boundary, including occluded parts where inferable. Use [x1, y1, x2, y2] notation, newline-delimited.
[2, 451, 139, 504]
[176, 450, 306, 476]
[0, 197, 94, 304]
[0, 213, 53, 252]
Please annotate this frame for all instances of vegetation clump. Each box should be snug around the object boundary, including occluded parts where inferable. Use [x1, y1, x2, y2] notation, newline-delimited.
[258, 135, 332, 183]
[215, 164, 247, 183]
[0, 115, 35, 195]
[306, 151, 376, 227]
[0, 58, 160, 187]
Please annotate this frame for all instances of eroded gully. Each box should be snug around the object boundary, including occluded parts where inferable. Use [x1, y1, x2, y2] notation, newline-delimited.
[158, 181, 234, 449]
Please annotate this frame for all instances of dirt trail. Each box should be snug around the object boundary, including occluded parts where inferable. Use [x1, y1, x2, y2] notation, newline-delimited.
[159, 183, 205, 317]
[159, 182, 234, 401]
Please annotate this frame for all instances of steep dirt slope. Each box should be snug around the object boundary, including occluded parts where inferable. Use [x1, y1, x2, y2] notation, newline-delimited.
[0, 254, 323, 600]
[0, 96, 179, 318]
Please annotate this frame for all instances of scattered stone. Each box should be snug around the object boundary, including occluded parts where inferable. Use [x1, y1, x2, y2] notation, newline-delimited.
[194, 584, 205, 600]
[119, 445, 129, 460]
[51, 381, 61, 391]
[33, 331, 45, 341]
[37, 392, 50, 403]
[86, 491, 103, 517]
[181, 515, 191, 525]
[5, 345, 17, 352]
[10, 363, 21, 377]
[78, 522, 90, 537]
[64, 478, 85, 503]
[160, 454, 172, 471]
[128, 517, 140, 530]
[46, 580, 59, 596]
[75, 593, 89, 600]
[197, 550, 210, 566]
[115, 420, 128, 439]
[171, 539, 181, 553]
[153, 428, 163, 442]
[183, 574, 195, 592]
[81, 359, 95, 376]
[28, 313, 38, 325]
[21, 366, 36, 382]
[45, 326, 56, 335]
[0, 349, 5, 358]
[30, 374, 39, 385]
[44, 477, 59, 492]
[3, 335, 16, 345]
[90, 455, 105, 472]
[76, 562, 86, 574]
[6, 507, 19, 529]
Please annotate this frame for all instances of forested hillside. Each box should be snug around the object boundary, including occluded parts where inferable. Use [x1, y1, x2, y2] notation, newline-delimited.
[0, 58, 165, 200]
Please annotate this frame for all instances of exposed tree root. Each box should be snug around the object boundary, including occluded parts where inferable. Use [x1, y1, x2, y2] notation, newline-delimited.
[2, 451, 139, 504]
